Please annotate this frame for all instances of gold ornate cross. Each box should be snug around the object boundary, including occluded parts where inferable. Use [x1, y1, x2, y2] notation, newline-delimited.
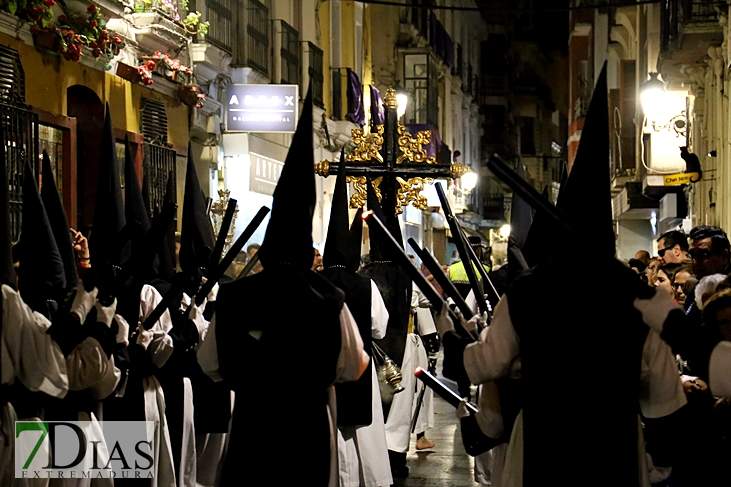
[315, 88, 468, 216]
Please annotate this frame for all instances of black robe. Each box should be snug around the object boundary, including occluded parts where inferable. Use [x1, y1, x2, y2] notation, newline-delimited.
[320, 267, 373, 427]
[215, 266, 344, 485]
[506, 260, 649, 486]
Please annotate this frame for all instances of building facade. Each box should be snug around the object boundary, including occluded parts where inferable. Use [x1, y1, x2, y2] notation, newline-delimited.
[567, 0, 727, 260]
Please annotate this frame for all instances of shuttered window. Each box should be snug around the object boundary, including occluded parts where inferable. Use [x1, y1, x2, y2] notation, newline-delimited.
[141, 98, 168, 146]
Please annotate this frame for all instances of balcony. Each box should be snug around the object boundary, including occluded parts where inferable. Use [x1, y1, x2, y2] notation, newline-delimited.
[658, 0, 724, 88]
[205, 0, 233, 54]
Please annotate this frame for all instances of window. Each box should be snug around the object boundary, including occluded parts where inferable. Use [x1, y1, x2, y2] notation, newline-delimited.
[247, 0, 269, 75]
[520, 117, 535, 155]
[144, 143, 176, 215]
[307, 42, 324, 108]
[39, 124, 63, 191]
[141, 99, 168, 146]
[403, 52, 438, 126]
[206, 0, 233, 53]
[280, 21, 299, 85]
[0, 43, 37, 242]
[140, 98, 175, 216]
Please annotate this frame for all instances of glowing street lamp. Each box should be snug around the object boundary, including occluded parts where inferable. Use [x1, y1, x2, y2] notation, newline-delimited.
[640, 73, 666, 123]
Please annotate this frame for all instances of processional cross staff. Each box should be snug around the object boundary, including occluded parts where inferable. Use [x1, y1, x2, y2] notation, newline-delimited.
[314, 88, 469, 228]
[314, 88, 471, 372]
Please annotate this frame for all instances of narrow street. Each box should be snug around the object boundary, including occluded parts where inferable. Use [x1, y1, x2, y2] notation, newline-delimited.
[395, 379, 481, 487]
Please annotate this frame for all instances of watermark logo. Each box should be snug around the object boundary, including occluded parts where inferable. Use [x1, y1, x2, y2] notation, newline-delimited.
[15, 421, 155, 479]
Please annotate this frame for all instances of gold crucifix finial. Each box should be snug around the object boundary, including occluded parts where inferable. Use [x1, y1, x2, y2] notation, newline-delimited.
[383, 88, 398, 109]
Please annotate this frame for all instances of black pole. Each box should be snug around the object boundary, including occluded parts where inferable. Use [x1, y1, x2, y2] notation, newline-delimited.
[434, 182, 489, 314]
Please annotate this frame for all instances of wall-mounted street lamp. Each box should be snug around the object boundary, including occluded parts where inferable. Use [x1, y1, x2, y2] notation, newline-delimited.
[461, 170, 478, 192]
[640, 72, 686, 136]
[395, 86, 408, 120]
[640, 72, 666, 123]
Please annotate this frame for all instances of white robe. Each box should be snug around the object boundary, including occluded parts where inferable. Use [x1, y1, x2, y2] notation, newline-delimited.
[139, 285, 177, 487]
[384, 333, 434, 453]
[1, 285, 120, 486]
[463, 295, 688, 486]
[337, 280, 392, 487]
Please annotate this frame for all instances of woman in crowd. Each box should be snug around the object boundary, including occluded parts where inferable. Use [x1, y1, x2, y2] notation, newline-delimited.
[647, 258, 661, 286]
[673, 263, 693, 307]
[655, 263, 682, 296]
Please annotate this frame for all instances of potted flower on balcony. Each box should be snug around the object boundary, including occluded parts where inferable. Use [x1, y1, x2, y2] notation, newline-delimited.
[177, 84, 204, 108]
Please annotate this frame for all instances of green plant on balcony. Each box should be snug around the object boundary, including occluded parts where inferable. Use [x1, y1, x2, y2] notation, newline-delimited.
[182, 11, 208, 35]
[4, 0, 54, 27]
[134, 0, 180, 21]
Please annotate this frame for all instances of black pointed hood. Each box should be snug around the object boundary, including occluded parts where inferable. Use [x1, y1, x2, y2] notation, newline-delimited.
[348, 208, 363, 272]
[510, 160, 532, 249]
[557, 63, 614, 257]
[19, 161, 65, 316]
[507, 160, 533, 285]
[157, 172, 177, 281]
[522, 186, 552, 268]
[141, 173, 152, 215]
[179, 143, 215, 275]
[0, 134, 14, 288]
[365, 177, 388, 261]
[90, 103, 126, 268]
[41, 151, 78, 289]
[259, 88, 316, 269]
[323, 152, 350, 269]
[124, 136, 157, 277]
[124, 136, 150, 232]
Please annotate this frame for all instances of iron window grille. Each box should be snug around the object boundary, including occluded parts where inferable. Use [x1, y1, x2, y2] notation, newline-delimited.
[205, 0, 233, 53]
[307, 42, 324, 108]
[280, 20, 300, 85]
[247, 0, 270, 75]
[0, 44, 38, 242]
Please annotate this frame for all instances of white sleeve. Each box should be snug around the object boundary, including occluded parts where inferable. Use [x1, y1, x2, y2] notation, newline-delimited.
[65, 337, 120, 400]
[463, 295, 520, 385]
[66, 337, 109, 391]
[336, 304, 369, 382]
[140, 284, 174, 369]
[639, 330, 687, 418]
[370, 280, 389, 340]
[1, 284, 68, 398]
[466, 290, 478, 314]
[197, 313, 222, 382]
[710, 341, 731, 397]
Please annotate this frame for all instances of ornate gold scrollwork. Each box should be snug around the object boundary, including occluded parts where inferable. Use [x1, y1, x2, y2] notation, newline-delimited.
[396, 124, 437, 165]
[314, 160, 330, 177]
[346, 176, 382, 209]
[450, 162, 469, 180]
[395, 177, 434, 215]
[210, 189, 239, 252]
[346, 125, 384, 163]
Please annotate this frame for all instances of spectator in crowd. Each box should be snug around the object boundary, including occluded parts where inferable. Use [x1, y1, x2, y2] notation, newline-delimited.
[689, 226, 731, 279]
[246, 243, 263, 275]
[647, 258, 661, 286]
[312, 246, 323, 271]
[657, 230, 690, 264]
[655, 262, 682, 296]
[634, 250, 651, 266]
[673, 263, 693, 307]
[695, 274, 727, 310]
